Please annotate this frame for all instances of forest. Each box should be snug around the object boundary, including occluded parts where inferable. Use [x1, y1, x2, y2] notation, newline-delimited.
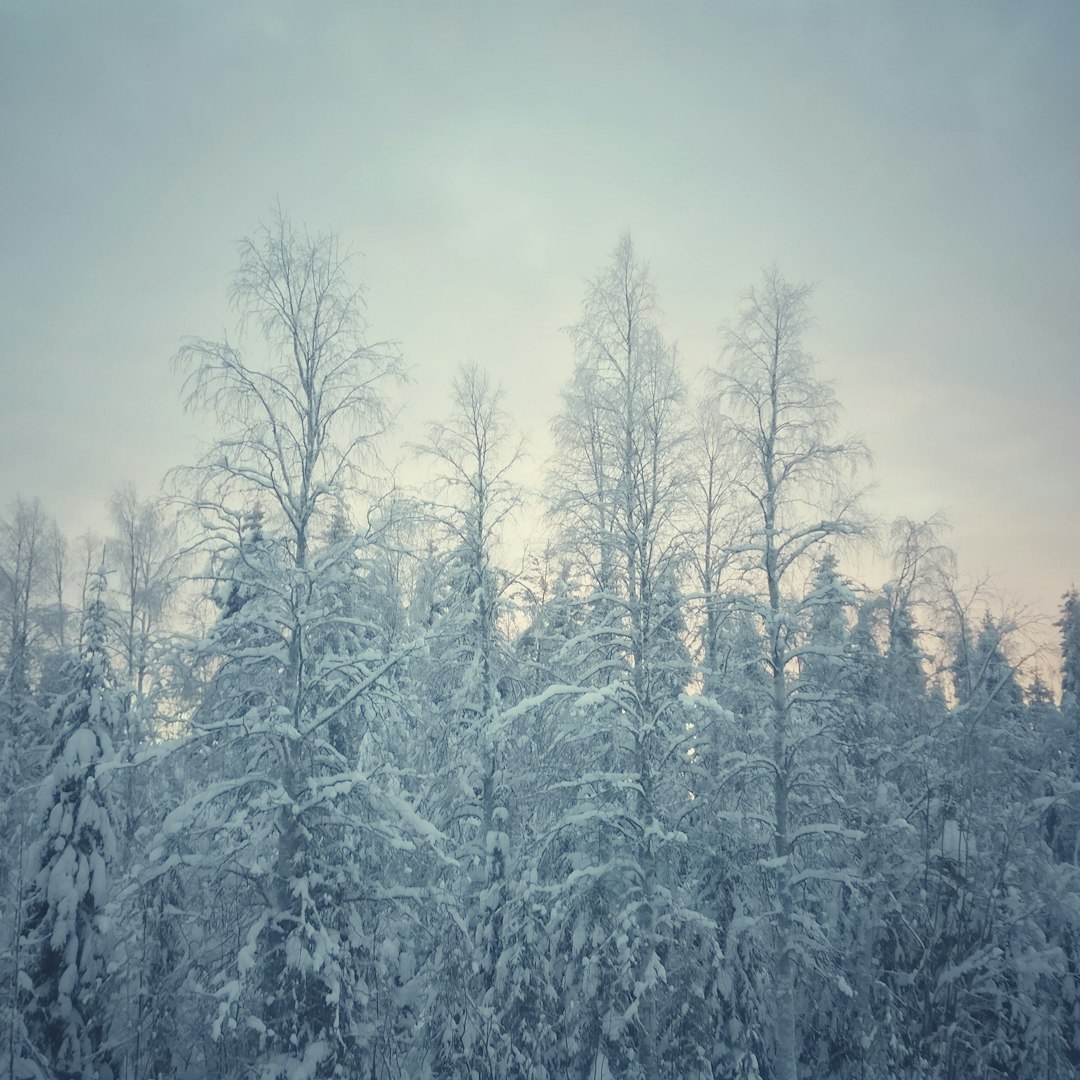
[2, 214, 1078, 1080]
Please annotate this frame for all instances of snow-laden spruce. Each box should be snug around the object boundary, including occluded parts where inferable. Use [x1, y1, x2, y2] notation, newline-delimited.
[20, 568, 123, 1080]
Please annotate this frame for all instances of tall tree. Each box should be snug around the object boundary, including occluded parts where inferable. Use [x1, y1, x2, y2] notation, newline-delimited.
[0, 497, 52, 706]
[0, 499, 62, 797]
[688, 390, 744, 704]
[1059, 587, 1080, 773]
[715, 266, 866, 1080]
[412, 362, 523, 1076]
[20, 569, 123, 1079]
[541, 235, 714, 1078]
[165, 210, 427, 1079]
[107, 483, 180, 701]
[0, 499, 66, 1059]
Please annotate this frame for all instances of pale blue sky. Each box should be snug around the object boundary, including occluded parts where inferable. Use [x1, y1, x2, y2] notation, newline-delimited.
[2, 1, 1077, 635]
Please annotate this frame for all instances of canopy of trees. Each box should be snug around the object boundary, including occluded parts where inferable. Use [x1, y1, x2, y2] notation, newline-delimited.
[2, 219, 1077, 1080]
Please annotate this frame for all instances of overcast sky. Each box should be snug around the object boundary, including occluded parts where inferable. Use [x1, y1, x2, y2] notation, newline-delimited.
[2, 0, 1078, 639]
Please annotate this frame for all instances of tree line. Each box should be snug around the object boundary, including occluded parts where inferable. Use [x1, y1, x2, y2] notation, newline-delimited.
[2, 214, 1078, 1080]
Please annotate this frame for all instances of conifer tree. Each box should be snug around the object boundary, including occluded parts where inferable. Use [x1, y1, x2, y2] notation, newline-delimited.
[20, 568, 122, 1079]
[1059, 588, 1080, 771]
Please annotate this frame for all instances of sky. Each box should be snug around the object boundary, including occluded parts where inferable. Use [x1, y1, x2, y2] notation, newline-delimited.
[1, 0, 1078, 655]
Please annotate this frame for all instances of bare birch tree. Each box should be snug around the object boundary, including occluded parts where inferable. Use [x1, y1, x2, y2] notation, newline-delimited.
[165, 210, 425, 1079]
[541, 235, 713, 1078]
[716, 266, 866, 1080]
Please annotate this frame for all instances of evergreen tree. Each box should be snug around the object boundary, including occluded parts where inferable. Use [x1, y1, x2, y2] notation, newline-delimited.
[1045, 590, 1080, 865]
[1059, 587, 1080, 772]
[20, 568, 122, 1079]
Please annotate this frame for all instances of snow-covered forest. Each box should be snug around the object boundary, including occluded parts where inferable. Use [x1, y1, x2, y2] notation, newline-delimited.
[2, 216, 1078, 1080]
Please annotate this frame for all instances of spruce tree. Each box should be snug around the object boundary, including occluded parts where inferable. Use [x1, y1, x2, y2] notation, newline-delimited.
[21, 568, 121, 1079]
